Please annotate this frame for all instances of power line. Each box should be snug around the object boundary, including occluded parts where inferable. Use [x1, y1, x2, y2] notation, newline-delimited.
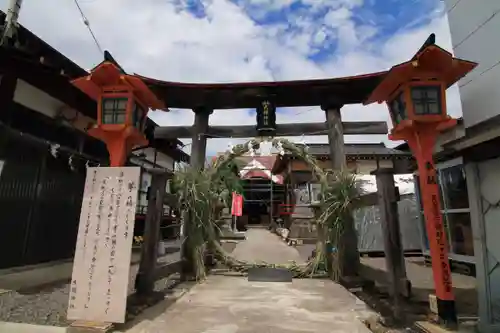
[446, 0, 463, 14]
[293, 107, 316, 116]
[453, 8, 500, 50]
[73, 0, 103, 55]
[199, 129, 330, 139]
[459, 58, 500, 89]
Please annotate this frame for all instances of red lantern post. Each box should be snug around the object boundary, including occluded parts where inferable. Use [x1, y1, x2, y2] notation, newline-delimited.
[365, 34, 477, 326]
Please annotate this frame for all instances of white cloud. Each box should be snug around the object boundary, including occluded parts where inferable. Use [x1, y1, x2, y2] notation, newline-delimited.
[2, 0, 462, 158]
[324, 7, 353, 27]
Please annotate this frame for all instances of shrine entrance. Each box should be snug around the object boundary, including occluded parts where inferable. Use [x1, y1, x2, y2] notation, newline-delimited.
[139, 35, 476, 325]
[144, 76, 389, 290]
[63, 34, 477, 330]
[236, 153, 286, 230]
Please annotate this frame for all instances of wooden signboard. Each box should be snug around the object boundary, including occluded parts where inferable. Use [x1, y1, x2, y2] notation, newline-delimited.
[67, 167, 141, 324]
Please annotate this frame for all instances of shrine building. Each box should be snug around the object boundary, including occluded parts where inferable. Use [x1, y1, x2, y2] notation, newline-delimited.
[0, 11, 188, 270]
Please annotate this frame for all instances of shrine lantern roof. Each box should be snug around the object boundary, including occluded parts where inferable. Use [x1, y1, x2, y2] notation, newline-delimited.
[364, 34, 477, 105]
[71, 51, 165, 110]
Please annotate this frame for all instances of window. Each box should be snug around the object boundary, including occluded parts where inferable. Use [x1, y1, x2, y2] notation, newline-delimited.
[448, 212, 474, 256]
[389, 92, 407, 124]
[101, 97, 128, 124]
[411, 86, 442, 115]
[132, 102, 146, 129]
[309, 183, 322, 203]
[441, 165, 469, 209]
[415, 159, 474, 257]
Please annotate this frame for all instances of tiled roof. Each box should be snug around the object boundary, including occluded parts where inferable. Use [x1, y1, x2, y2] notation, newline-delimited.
[300, 143, 410, 157]
[237, 156, 284, 184]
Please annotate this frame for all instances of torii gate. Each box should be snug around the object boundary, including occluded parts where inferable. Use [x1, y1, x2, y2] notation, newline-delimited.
[136, 74, 387, 282]
[70, 33, 477, 329]
[137, 34, 476, 326]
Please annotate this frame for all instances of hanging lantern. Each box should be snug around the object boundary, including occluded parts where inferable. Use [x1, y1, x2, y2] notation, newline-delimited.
[71, 51, 165, 167]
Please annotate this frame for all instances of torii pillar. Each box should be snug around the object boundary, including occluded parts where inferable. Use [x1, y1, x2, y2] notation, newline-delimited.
[190, 107, 213, 169]
[322, 104, 360, 279]
[181, 106, 213, 280]
[365, 34, 477, 326]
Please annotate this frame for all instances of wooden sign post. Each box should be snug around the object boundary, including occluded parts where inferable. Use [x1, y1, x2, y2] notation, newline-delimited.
[67, 167, 140, 326]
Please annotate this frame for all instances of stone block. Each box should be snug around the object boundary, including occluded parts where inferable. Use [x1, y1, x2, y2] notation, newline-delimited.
[68, 322, 113, 333]
[288, 218, 316, 239]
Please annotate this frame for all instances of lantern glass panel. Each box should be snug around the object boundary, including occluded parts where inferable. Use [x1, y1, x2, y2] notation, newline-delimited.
[101, 97, 128, 124]
[411, 86, 442, 115]
[132, 102, 146, 129]
[389, 100, 398, 124]
[389, 92, 407, 124]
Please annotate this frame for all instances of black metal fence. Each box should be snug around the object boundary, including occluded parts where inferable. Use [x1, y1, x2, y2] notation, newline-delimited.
[0, 129, 86, 269]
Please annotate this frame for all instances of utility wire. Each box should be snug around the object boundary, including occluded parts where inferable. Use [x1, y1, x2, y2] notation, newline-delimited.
[293, 107, 316, 116]
[73, 0, 103, 55]
[453, 8, 500, 49]
[459, 58, 500, 89]
[198, 129, 329, 139]
[446, 0, 463, 14]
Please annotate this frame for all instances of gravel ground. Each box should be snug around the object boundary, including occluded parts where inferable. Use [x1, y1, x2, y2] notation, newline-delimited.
[0, 252, 181, 327]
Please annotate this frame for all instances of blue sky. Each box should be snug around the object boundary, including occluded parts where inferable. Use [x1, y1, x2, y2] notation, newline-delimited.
[2, 0, 459, 156]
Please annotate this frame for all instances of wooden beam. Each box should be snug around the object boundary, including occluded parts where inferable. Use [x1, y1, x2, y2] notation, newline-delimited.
[372, 168, 410, 318]
[135, 172, 168, 295]
[0, 49, 97, 118]
[155, 121, 388, 139]
[0, 71, 18, 124]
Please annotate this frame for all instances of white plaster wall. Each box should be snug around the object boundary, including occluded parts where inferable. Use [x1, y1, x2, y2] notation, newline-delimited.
[133, 147, 175, 171]
[434, 122, 465, 154]
[133, 149, 175, 213]
[13, 79, 95, 132]
[445, 0, 500, 128]
[475, 157, 500, 324]
[138, 172, 152, 210]
[13, 79, 62, 118]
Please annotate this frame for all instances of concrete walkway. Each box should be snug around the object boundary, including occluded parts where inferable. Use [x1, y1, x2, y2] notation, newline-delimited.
[120, 275, 375, 333]
[120, 229, 375, 333]
[231, 228, 304, 264]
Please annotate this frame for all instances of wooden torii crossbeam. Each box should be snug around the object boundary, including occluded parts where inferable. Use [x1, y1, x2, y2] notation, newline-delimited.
[155, 121, 388, 139]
